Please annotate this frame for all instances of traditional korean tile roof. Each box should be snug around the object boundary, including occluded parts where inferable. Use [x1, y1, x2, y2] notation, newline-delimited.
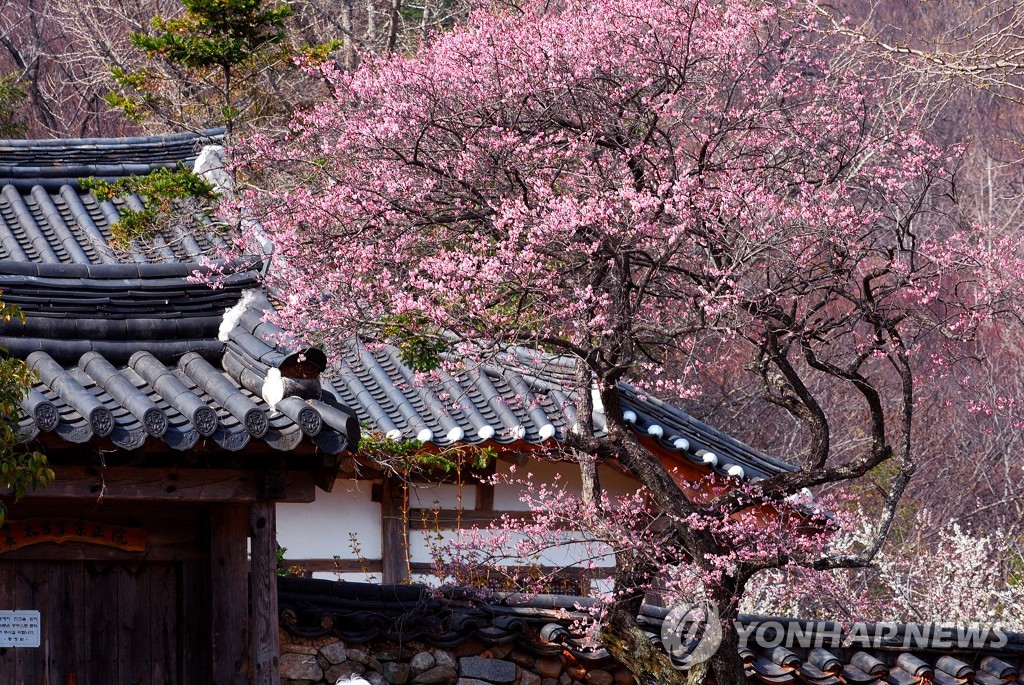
[0, 129, 794, 483]
[278, 578, 1024, 685]
[0, 130, 228, 264]
[0, 129, 224, 191]
[0, 130, 357, 456]
[8, 278, 358, 454]
[331, 342, 795, 481]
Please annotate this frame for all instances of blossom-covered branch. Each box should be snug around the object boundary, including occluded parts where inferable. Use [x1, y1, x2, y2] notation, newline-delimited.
[230, 0, 1024, 681]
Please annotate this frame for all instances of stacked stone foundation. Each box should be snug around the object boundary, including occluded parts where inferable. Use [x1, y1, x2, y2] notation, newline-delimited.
[280, 632, 637, 685]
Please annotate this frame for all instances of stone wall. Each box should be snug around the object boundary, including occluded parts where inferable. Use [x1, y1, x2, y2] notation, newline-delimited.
[279, 632, 637, 685]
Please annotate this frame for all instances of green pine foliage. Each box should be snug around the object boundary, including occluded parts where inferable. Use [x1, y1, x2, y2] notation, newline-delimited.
[131, 0, 292, 71]
[106, 0, 334, 135]
[81, 167, 219, 249]
[101, 0, 337, 252]
[0, 73, 27, 139]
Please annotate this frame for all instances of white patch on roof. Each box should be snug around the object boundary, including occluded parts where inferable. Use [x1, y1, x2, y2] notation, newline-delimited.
[219, 288, 259, 342]
[193, 145, 233, 196]
[262, 367, 284, 412]
[726, 464, 744, 478]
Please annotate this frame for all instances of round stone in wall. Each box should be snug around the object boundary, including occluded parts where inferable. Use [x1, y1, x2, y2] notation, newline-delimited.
[280, 653, 324, 683]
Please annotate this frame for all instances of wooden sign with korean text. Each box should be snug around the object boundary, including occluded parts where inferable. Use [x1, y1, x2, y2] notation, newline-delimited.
[0, 518, 145, 553]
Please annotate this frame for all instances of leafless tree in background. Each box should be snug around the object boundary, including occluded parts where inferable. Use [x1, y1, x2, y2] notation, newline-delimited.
[0, 0, 128, 136]
[0, 0, 471, 138]
[683, 0, 1024, 591]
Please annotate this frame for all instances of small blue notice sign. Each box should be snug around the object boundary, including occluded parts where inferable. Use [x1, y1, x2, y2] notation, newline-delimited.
[0, 610, 40, 647]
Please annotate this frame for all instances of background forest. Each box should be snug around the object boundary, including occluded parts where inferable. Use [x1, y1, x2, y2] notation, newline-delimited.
[1, 0, 1023, 630]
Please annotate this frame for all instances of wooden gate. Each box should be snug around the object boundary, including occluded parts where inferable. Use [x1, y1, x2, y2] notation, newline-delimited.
[0, 498, 218, 685]
[0, 559, 212, 685]
[0, 472, 292, 685]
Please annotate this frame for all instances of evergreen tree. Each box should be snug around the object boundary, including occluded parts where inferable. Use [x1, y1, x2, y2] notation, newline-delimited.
[0, 73, 28, 138]
[107, 0, 328, 137]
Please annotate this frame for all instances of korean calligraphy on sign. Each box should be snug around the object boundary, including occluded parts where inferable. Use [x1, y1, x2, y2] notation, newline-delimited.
[0, 518, 145, 553]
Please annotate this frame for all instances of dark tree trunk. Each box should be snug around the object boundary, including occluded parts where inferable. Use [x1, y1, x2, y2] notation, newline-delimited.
[682, 589, 748, 685]
[591, 381, 751, 685]
[600, 553, 687, 685]
[703, 628, 748, 685]
[574, 358, 601, 508]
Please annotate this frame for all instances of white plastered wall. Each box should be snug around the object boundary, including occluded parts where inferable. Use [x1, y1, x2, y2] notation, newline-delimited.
[492, 459, 639, 510]
[276, 458, 638, 583]
[276, 478, 380, 558]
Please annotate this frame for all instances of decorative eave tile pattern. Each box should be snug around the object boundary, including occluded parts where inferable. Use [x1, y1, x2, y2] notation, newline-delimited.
[0, 271, 357, 457]
[16, 345, 359, 455]
[11, 292, 361, 454]
[278, 578, 1024, 685]
[326, 343, 795, 482]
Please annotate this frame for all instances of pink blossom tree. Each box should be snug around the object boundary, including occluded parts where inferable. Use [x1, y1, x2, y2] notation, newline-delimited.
[233, 0, 1024, 681]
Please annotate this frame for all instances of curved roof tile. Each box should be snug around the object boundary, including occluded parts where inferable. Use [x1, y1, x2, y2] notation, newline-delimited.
[19, 348, 354, 455]
[322, 340, 794, 481]
[0, 131, 225, 264]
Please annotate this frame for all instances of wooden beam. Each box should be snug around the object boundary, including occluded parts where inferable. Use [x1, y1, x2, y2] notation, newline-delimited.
[380, 477, 409, 584]
[1, 467, 317, 503]
[250, 501, 281, 685]
[0, 541, 205, 562]
[475, 483, 495, 511]
[408, 508, 535, 530]
[210, 505, 249, 685]
[285, 558, 383, 575]
[0, 500, 206, 562]
[406, 562, 605, 594]
[407, 561, 607, 578]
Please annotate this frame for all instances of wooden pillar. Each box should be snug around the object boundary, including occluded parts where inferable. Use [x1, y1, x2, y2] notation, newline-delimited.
[210, 505, 250, 685]
[250, 500, 281, 685]
[380, 477, 409, 584]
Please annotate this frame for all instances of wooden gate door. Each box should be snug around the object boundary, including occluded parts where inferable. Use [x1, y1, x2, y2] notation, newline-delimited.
[0, 559, 211, 685]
